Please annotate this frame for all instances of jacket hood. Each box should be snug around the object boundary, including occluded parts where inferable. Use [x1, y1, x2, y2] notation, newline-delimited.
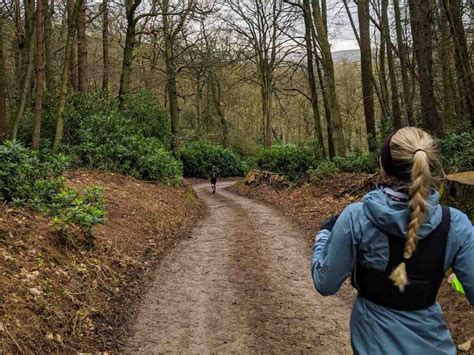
[363, 187, 442, 239]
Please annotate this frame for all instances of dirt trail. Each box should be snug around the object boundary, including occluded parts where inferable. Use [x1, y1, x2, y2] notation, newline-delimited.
[125, 182, 351, 354]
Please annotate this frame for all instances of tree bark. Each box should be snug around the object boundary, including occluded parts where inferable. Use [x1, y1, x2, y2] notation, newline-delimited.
[357, 0, 377, 151]
[0, 15, 7, 140]
[303, 0, 326, 157]
[32, 0, 45, 149]
[69, 35, 78, 90]
[76, 0, 87, 92]
[101, 0, 109, 92]
[310, 0, 345, 156]
[409, 0, 443, 135]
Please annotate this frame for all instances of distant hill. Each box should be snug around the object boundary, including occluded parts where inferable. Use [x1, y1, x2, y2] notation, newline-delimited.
[332, 49, 360, 63]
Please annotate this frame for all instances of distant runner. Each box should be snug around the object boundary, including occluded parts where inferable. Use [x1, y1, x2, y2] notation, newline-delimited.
[210, 165, 219, 194]
[312, 127, 473, 355]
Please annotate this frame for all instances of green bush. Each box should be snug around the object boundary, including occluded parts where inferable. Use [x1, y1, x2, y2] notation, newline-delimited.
[440, 131, 473, 173]
[0, 141, 105, 242]
[309, 160, 340, 182]
[180, 142, 244, 178]
[67, 114, 182, 183]
[334, 150, 378, 173]
[18, 90, 171, 149]
[121, 91, 172, 147]
[255, 145, 315, 181]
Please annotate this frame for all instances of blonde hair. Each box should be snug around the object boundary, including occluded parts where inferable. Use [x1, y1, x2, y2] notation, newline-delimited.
[380, 127, 444, 291]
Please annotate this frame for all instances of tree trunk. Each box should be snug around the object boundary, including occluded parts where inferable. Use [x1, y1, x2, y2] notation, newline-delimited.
[32, 0, 45, 149]
[378, 7, 389, 125]
[44, 0, 54, 93]
[167, 62, 179, 151]
[76, 0, 87, 92]
[311, 0, 345, 156]
[437, 1, 456, 127]
[382, 0, 402, 129]
[357, 0, 377, 151]
[12, 18, 35, 140]
[409, 0, 443, 135]
[261, 75, 273, 148]
[118, 14, 136, 104]
[210, 74, 228, 148]
[0, 15, 7, 140]
[69, 35, 78, 90]
[393, 0, 414, 125]
[443, 0, 474, 125]
[303, 0, 326, 157]
[53, 0, 77, 150]
[102, 0, 109, 92]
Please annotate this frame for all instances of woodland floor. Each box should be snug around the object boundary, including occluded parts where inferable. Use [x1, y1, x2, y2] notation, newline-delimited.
[0, 170, 203, 353]
[229, 174, 474, 350]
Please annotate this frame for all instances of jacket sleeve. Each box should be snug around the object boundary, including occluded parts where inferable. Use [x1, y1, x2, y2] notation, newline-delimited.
[311, 204, 359, 296]
[451, 210, 474, 305]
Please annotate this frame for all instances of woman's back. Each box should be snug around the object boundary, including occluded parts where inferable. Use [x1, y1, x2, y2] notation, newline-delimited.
[311, 127, 473, 355]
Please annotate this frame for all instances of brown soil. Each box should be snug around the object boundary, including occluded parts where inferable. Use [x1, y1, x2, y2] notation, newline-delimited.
[125, 182, 351, 353]
[0, 170, 203, 353]
[228, 175, 474, 349]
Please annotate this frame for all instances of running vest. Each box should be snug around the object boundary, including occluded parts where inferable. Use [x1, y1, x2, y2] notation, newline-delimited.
[351, 205, 451, 311]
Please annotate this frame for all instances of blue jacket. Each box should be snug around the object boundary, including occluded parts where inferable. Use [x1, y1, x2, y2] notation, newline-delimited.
[312, 187, 474, 355]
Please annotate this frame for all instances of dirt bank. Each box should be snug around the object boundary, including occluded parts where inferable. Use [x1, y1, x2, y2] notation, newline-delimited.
[0, 170, 203, 353]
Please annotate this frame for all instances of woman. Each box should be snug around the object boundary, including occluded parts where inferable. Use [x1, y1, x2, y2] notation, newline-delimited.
[312, 127, 473, 354]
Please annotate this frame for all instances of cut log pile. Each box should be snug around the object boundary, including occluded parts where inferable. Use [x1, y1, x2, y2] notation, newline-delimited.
[442, 171, 474, 220]
[245, 170, 291, 188]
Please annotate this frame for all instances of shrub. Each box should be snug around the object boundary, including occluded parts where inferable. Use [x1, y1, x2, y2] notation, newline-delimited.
[180, 142, 244, 178]
[255, 145, 315, 181]
[121, 91, 172, 147]
[0, 141, 105, 242]
[334, 150, 378, 173]
[18, 90, 171, 149]
[309, 160, 340, 182]
[440, 131, 473, 173]
[67, 116, 183, 183]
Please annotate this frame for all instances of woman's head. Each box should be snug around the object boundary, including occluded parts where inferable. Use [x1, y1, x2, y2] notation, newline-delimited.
[379, 127, 444, 291]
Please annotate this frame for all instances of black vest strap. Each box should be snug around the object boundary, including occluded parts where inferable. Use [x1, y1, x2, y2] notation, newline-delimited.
[352, 205, 451, 311]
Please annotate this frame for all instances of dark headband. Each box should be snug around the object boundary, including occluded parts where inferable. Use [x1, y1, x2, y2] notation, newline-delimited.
[380, 130, 412, 181]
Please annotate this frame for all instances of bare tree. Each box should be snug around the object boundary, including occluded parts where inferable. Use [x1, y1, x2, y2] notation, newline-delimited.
[32, 0, 45, 149]
[356, 0, 377, 151]
[0, 12, 7, 140]
[225, 0, 298, 148]
[310, 0, 346, 155]
[76, 0, 87, 92]
[409, 0, 443, 134]
[54, 0, 78, 150]
[102, 0, 109, 92]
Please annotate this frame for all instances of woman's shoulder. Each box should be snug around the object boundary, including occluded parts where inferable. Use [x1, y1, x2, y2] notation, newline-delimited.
[447, 207, 473, 243]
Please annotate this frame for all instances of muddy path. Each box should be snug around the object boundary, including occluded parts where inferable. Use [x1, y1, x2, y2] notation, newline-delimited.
[125, 182, 351, 354]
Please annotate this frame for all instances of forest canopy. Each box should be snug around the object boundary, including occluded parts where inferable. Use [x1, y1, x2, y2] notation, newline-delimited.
[0, 0, 472, 166]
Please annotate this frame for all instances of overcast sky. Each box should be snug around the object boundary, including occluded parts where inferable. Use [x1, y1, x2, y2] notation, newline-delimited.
[326, 0, 359, 52]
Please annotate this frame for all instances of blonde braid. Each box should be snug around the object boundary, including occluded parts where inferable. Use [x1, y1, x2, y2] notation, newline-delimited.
[384, 128, 443, 292]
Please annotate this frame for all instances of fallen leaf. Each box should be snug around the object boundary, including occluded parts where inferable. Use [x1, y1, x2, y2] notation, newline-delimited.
[458, 339, 472, 352]
[29, 287, 43, 296]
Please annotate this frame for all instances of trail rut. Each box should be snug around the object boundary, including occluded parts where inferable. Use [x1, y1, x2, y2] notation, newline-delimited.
[125, 182, 351, 354]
